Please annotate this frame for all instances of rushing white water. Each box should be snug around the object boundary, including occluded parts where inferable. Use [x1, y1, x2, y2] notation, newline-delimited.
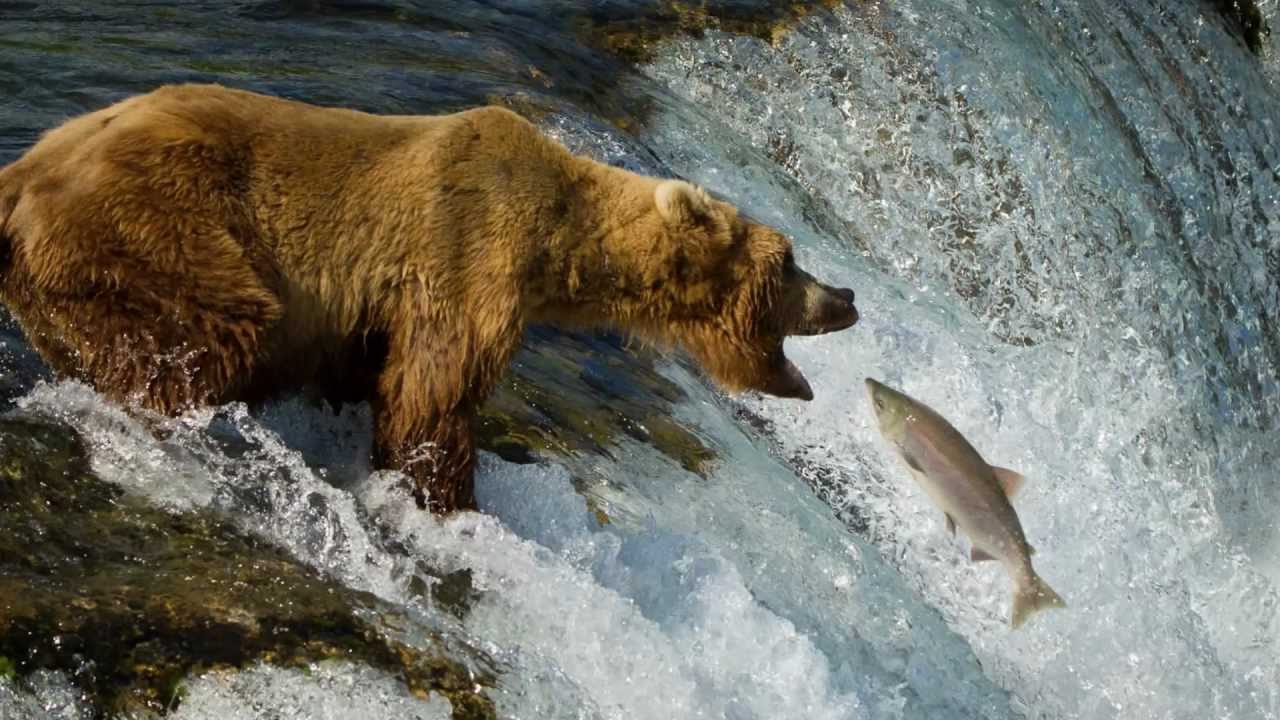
[639, 1, 1280, 718]
[3, 1, 1279, 719]
[170, 664, 455, 720]
[0, 663, 454, 720]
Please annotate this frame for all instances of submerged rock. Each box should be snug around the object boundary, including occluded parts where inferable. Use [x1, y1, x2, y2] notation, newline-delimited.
[478, 326, 719, 479]
[578, 0, 843, 64]
[0, 416, 496, 719]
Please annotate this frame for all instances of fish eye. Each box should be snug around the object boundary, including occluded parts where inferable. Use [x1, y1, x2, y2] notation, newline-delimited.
[873, 397, 884, 410]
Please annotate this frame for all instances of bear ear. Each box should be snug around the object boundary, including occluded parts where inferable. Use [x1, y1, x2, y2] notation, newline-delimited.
[655, 180, 712, 227]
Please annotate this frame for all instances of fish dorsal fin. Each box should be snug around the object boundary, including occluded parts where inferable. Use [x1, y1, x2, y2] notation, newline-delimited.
[971, 546, 997, 563]
[992, 466, 1025, 499]
[945, 513, 956, 536]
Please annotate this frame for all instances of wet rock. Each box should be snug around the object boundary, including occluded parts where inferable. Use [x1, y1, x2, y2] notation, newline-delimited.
[477, 326, 718, 479]
[578, 0, 843, 64]
[429, 568, 483, 623]
[0, 416, 496, 719]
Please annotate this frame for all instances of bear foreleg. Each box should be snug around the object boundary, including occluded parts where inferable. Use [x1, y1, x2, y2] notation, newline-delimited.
[373, 284, 523, 513]
[373, 404, 477, 513]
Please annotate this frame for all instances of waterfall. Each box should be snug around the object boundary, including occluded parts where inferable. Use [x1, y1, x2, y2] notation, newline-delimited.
[1, 1, 1276, 718]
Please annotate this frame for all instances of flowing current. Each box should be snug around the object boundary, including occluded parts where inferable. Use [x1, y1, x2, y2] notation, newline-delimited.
[1, 1, 1278, 718]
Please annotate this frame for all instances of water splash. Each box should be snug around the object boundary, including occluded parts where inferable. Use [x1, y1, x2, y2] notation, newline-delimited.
[170, 664, 454, 720]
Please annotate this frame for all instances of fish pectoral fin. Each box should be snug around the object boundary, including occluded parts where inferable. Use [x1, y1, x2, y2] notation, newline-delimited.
[992, 466, 1026, 499]
[970, 546, 998, 563]
[945, 513, 957, 536]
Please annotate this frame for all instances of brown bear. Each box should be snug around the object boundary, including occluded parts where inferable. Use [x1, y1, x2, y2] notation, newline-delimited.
[0, 84, 858, 512]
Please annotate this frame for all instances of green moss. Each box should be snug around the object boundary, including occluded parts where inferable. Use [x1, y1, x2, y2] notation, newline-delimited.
[98, 35, 159, 48]
[430, 568, 482, 622]
[636, 413, 717, 476]
[0, 38, 78, 54]
[576, 0, 844, 64]
[476, 328, 720, 481]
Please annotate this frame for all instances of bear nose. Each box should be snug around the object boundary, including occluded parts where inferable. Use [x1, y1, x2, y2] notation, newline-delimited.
[815, 286, 858, 334]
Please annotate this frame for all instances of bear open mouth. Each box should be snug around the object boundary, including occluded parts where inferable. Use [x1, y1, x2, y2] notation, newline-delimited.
[761, 353, 814, 401]
[813, 304, 858, 334]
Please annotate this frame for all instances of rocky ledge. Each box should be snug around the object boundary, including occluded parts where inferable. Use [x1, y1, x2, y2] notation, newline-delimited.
[0, 415, 497, 719]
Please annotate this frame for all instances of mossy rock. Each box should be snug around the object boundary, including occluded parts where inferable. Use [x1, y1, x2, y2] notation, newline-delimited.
[477, 326, 719, 478]
[0, 416, 496, 719]
[575, 0, 843, 64]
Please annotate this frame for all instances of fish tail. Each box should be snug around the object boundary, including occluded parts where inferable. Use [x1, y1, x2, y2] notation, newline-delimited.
[1010, 570, 1066, 629]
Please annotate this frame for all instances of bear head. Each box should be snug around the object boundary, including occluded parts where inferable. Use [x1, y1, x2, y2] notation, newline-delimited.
[621, 180, 859, 402]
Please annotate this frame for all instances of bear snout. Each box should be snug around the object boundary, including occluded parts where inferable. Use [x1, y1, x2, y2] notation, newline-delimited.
[790, 282, 859, 336]
[823, 286, 859, 332]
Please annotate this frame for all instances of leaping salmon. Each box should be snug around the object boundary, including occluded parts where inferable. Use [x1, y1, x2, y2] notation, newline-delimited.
[865, 378, 1065, 628]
